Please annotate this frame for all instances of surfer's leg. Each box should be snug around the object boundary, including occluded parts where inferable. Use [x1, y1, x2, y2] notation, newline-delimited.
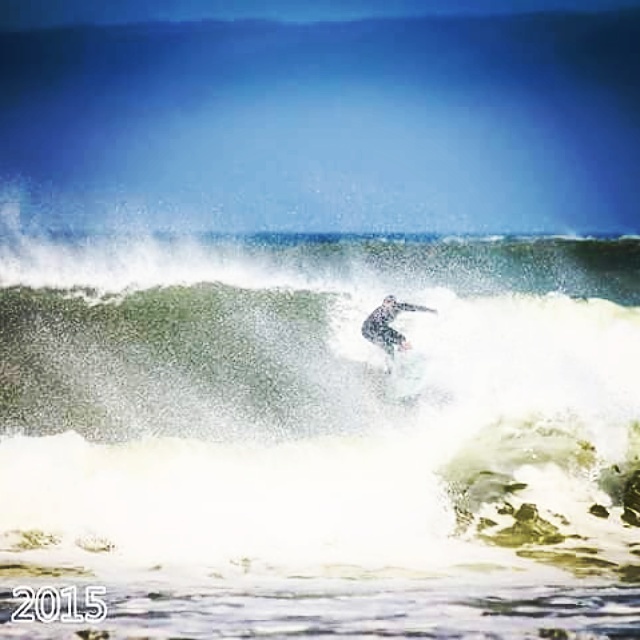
[378, 330, 398, 373]
[383, 350, 394, 374]
[381, 327, 405, 348]
[363, 326, 402, 373]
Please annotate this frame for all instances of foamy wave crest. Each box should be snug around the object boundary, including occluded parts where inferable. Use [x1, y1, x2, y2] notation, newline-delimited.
[0, 234, 325, 294]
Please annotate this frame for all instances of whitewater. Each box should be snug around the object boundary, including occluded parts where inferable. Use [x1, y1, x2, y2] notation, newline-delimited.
[1, 232, 639, 638]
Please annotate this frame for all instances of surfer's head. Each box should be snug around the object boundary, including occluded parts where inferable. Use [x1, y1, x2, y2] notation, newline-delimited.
[383, 294, 397, 306]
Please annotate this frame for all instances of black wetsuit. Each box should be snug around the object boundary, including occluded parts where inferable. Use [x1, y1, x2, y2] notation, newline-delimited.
[361, 302, 432, 358]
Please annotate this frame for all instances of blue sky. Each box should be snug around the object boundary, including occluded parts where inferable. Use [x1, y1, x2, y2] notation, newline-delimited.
[2, 0, 640, 29]
[1, 3, 640, 235]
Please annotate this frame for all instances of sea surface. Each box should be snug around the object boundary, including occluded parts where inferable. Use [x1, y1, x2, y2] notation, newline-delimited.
[1, 232, 639, 638]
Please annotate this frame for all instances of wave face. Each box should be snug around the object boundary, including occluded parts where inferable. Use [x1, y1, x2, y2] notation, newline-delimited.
[1, 234, 640, 577]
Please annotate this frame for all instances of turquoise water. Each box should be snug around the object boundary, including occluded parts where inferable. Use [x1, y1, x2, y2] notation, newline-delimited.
[1, 233, 639, 637]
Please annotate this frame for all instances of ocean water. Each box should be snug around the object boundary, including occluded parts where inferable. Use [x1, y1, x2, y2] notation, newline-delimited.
[1, 232, 639, 638]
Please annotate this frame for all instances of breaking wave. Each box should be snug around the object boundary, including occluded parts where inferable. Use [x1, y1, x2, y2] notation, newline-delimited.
[1, 234, 639, 579]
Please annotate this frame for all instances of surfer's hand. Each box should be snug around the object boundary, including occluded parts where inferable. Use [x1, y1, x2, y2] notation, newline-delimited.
[399, 341, 412, 351]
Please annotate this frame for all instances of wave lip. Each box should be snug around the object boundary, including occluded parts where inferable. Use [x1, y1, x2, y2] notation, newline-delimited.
[0, 234, 321, 294]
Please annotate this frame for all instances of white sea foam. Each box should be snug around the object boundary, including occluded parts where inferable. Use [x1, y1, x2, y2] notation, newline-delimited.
[0, 429, 476, 573]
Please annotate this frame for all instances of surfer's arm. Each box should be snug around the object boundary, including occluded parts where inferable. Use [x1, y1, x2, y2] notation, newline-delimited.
[397, 303, 437, 314]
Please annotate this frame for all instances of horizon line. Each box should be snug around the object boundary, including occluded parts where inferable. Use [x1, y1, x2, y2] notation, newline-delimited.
[2, 6, 640, 35]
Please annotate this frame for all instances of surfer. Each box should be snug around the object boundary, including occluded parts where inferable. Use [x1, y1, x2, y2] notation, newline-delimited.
[361, 295, 437, 368]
